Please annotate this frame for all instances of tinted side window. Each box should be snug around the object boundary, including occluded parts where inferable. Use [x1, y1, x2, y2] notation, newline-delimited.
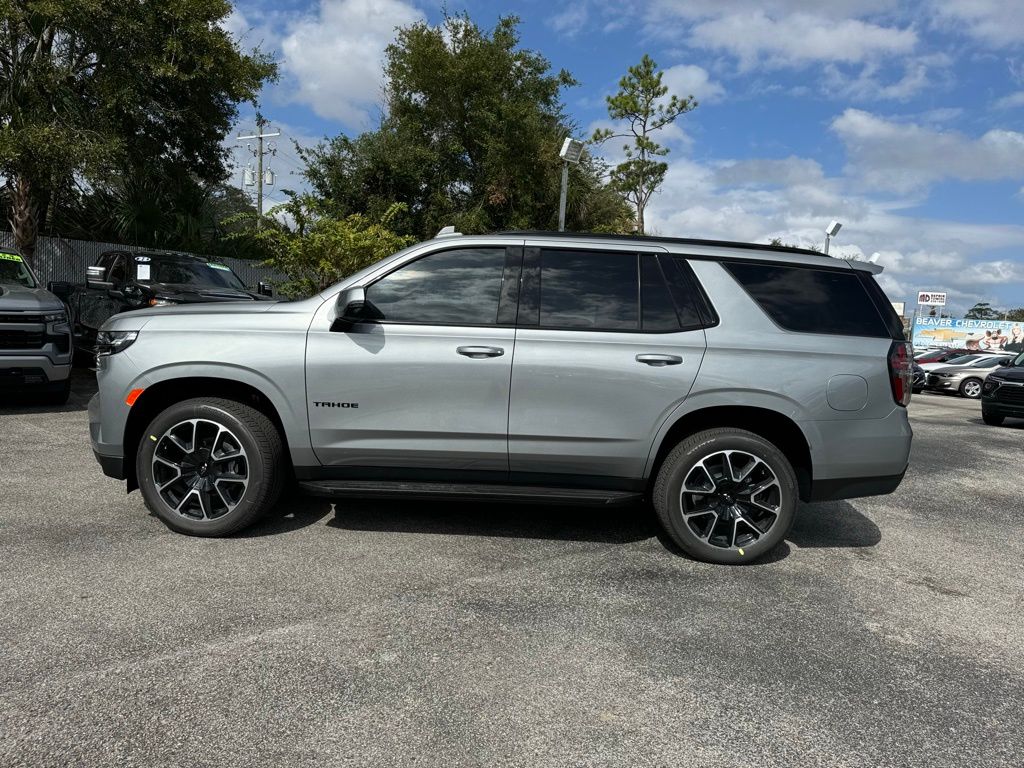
[539, 250, 638, 330]
[366, 248, 506, 325]
[641, 255, 679, 331]
[724, 262, 890, 338]
[665, 257, 712, 329]
[107, 256, 128, 286]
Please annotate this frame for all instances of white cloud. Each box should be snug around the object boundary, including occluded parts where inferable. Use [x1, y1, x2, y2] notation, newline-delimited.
[929, 0, 1024, 48]
[995, 91, 1024, 110]
[686, 12, 916, 70]
[277, 0, 422, 127]
[549, 7, 589, 36]
[831, 109, 1024, 193]
[824, 58, 941, 102]
[661, 64, 725, 103]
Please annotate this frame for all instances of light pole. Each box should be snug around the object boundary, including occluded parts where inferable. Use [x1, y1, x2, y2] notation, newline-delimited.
[824, 220, 842, 255]
[558, 138, 585, 232]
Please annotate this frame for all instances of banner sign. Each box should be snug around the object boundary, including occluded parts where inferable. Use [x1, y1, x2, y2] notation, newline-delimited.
[913, 316, 1024, 352]
[917, 291, 946, 306]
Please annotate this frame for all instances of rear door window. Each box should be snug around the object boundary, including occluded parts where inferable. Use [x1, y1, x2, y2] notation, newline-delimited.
[724, 262, 893, 338]
[537, 249, 638, 331]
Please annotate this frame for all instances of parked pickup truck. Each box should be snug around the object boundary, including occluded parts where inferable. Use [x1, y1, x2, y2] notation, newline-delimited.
[51, 250, 273, 355]
[0, 248, 73, 404]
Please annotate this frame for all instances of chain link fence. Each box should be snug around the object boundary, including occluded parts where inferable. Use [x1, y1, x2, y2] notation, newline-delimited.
[0, 231, 286, 290]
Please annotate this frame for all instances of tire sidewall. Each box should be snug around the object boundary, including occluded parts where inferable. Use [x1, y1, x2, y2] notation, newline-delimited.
[657, 431, 797, 564]
[960, 378, 982, 398]
[136, 400, 271, 536]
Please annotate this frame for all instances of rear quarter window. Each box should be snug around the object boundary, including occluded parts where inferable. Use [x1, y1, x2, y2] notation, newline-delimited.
[723, 261, 895, 339]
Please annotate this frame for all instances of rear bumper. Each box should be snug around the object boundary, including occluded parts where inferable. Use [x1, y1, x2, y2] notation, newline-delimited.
[93, 450, 126, 480]
[803, 406, 912, 489]
[808, 469, 906, 502]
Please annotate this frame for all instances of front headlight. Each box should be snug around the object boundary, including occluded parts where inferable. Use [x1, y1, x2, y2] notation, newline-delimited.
[43, 311, 67, 323]
[95, 330, 139, 356]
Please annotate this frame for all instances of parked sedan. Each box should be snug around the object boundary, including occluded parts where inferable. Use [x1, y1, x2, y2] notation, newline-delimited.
[914, 347, 972, 365]
[918, 353, 1001, 372]
[924, 355, 1013, 398]
[912, 362, 926, 394]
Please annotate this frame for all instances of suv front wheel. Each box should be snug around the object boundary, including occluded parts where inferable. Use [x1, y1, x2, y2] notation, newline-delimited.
[653, 428, 798, 564]
[136, 397, 285, 536]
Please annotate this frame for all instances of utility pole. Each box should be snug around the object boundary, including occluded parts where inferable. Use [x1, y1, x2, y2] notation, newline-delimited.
[237, 115, 280, 230]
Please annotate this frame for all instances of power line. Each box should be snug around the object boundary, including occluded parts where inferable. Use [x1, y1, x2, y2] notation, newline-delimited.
[237, 115, 281, 229]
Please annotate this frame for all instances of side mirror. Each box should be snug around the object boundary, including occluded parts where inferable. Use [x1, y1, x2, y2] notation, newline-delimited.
[330, 285, 379, 332]
[86, 265, 112, 290]
[257, 281, 274, 297]
[1000, 359, 1010, 366]
[107, 287, 125, 300]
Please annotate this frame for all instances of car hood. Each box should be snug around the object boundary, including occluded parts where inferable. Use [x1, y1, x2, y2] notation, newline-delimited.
[990, 366, 1024, 383]
[0, 283, 64, 312]
[147, 282, 272, 302]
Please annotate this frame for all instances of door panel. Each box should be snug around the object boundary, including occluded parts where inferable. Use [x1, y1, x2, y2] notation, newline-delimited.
[508, 246, 707, 480]
[305, 244, 520, 472]
[306, 324, 514, 470]
[508, 328, 705, 478]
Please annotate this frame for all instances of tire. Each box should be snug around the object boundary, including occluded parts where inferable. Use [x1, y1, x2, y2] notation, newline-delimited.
[982, 411, 1005, 426]
[959, 378, 983, 399]
[653, 428, 798, 564]
[136, 397, 285, 536]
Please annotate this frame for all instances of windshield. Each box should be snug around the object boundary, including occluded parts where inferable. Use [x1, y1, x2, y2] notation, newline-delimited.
[943, 354, 981, 365]
[146, 259, 246, 290]
[971, 357, 1008, 368]
[0, 253, 37, 288]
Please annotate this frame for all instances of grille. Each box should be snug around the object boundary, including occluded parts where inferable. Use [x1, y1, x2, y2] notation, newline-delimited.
[995, 384, 1024, 404]
[0, 314, 44, 324]
[0, 330, 44, 349]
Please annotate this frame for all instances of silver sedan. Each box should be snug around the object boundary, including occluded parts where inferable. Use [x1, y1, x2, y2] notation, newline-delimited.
[924, 355, 1013, 398]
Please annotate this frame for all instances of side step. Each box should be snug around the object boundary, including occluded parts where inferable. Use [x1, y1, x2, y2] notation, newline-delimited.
[298, 480, 642, 506]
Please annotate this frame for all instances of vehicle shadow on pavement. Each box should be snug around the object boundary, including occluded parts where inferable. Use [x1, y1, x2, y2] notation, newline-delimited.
[325, 499, 658, 545]
[789, 500, 882, 549]
[0, 369, 95, 415]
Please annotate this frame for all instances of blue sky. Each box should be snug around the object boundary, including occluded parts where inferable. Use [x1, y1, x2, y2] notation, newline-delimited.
[225, 0, 1024, 315]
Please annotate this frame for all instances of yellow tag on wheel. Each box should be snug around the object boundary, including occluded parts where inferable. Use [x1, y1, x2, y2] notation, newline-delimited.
[738, 548, 745, 556]
[0, 253, 23, 262]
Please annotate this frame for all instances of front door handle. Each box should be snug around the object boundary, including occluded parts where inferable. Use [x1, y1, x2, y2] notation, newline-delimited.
[636, 353, 683, 366]
[457, 345, 505, 359]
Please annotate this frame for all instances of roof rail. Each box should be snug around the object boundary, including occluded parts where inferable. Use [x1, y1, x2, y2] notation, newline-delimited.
[495, 230, 829, 259]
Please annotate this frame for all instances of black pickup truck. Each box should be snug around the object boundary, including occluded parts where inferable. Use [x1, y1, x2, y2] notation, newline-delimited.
[52, 250, 274, 355]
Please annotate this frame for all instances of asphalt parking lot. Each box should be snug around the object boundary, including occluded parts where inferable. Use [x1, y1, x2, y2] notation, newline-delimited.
[2, 372, 1022, 767]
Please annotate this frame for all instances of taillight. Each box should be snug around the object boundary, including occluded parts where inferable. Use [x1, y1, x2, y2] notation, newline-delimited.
[888, 341, 913, 406]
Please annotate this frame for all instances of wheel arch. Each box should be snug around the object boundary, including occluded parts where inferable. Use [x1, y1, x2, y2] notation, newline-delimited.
[646, 404, 814, 502]
[123, 377, 291, 492]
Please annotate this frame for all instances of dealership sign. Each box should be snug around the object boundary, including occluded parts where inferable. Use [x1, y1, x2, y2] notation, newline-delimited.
[912, 316, 1024, 351]
[917, 291, 946, 306]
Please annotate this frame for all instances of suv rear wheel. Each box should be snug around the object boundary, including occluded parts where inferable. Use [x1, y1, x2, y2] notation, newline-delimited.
[136, 397, 285, 536]
[653, 428, 798, 564]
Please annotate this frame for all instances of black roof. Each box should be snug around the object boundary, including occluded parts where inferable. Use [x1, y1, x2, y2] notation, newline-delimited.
[496, 230, 828, 259]
[100, 249, 210, 262]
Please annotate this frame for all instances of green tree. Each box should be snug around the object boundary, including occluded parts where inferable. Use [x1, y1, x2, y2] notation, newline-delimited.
[240, 198, 415, 298]
[965, 302, 1001, 320]
[592, 55, 697, 234]
[297, 13, 632, 238]
[0, 0, 276, 261]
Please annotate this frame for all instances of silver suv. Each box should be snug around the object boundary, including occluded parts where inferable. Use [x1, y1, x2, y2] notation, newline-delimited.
[89, 232, 913, 564]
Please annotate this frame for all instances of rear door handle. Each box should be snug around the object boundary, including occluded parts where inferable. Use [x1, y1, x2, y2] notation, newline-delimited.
[636, 354, 683, 366]
[457, 346, 505, 359]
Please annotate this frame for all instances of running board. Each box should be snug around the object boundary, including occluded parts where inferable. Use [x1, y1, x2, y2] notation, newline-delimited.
[298, 480, 642, 506]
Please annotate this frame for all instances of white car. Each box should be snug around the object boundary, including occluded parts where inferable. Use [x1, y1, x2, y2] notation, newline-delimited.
[918, 353, 1005, 372]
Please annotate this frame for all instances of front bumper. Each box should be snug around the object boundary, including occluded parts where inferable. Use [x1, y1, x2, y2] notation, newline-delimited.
[0, 355, 71, 390]
[89, 392, 126, 479]
[924, 374, 959, 392]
